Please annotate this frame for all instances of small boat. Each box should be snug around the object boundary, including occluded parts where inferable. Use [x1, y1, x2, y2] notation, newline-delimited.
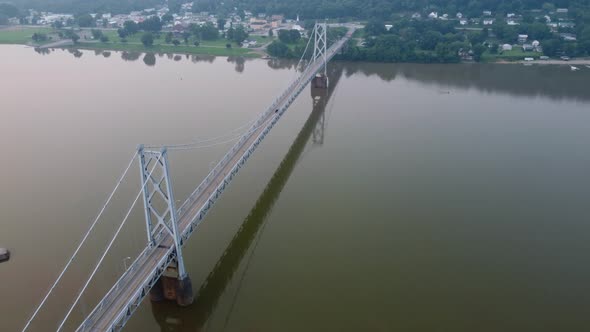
[570, 65, 580, 71]
[0, 248, 10, 263]
[586, 65, 590, 69]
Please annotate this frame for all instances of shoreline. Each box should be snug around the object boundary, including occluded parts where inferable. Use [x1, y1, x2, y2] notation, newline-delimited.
[69, 42, 262, 58]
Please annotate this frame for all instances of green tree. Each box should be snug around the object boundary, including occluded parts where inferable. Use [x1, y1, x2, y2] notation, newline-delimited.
[267, 40, 290, 57]
[268, 29, 274, 37]
[472, 44, 487, 61]
[100, 35, 109, 42]
[165, 32, 173, 43]
[161, 13, 173, 24]
[91, 29, 103, 40]
[117, 28, 128, 38]
[420, 31, 443, 50]
[141, 32, 154, 47]
[32, 33, 48, 43]
[278, 29, 300, 43]
[217, 18, 226, 30]
[364, 19, 386, 36]
[289, 29, 301, 42]
[172, 39, 180, 46]
[200, 22, 219, 40]
[232, 26, 249, 43]
[52, 20, 64, 28]
[542, 38, 562, 56]
[139, 16, 162, 32]
[182, 31, 191, 44]
[123, 20, 139, 34]
[77, 13, 95, 27]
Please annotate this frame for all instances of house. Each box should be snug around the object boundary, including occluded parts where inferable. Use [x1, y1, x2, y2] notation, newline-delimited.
[456, 12, 463, 19]
[411, 13, 421, 19]
[483, 18, 494, 25]
[518, 34, 528, 43]
[428, 12, 438, 19]
[556, 8, 568, 14]
[560, 33, 577, 41]
[507, 20, 519, 25]
[522, 44, 534, 51]
[483, 10, 492, 16]
[385, 24, 393, 31]
[507, 13, 516, 18]
[544, 15, 551, 23]
[271, 15, 284, 21]
[441, 13, 449, 20]
[558, 22, 575, 29]
[502, 44, 513, 51]
[291, 24, 304, 32]
[459, 19, 468, 25]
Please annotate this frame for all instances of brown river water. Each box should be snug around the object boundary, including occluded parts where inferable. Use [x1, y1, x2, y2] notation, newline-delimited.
[2, 45, 590, 331]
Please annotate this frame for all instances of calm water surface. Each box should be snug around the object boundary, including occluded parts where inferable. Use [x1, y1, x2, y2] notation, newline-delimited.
[2, 45, 590, 331]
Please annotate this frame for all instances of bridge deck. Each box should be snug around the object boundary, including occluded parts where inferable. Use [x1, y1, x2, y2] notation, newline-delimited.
[77, 27, 353, 332]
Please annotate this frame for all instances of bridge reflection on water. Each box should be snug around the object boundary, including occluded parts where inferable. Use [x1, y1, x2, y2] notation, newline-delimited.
[149, 63, 344, 331]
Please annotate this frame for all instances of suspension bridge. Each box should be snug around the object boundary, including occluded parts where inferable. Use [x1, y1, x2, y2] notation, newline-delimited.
[21, 23, 355, 332]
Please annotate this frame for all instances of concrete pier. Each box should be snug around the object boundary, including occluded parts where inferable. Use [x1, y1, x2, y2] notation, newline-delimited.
[175, 276, 194, 307]
[0, 248, 10, 262]
[312, 74, 328, 89]
[151, 263, 193, 306]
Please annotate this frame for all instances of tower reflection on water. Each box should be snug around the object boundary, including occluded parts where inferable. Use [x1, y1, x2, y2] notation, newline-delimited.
[149, 63, 344, 331]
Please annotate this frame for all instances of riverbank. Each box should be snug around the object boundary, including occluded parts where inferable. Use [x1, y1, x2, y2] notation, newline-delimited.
[0, 26, 267, 57]
[72, 41, 260, 57]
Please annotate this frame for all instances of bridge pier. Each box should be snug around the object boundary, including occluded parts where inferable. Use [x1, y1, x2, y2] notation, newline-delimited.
[311, 74, 328, 89]
[150, 262, 194, 307]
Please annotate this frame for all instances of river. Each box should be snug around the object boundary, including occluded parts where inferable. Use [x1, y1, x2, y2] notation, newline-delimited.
[2, 45, 590, 332]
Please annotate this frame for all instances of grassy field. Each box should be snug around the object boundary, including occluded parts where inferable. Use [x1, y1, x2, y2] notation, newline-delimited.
[482, 48, 540, 62]
[0, 26, 263, 57]
[0, 27, 54, 44]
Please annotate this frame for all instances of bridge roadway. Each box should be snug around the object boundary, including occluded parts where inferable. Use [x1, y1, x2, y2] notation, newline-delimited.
[76, 27, 354, 332]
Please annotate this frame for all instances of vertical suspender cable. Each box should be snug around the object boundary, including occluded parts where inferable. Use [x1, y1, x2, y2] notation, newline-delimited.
[21, 152, 138, 332]
[55, 154, 162, 332]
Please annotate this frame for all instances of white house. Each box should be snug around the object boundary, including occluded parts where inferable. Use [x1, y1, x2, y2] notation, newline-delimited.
[502, 44, 513, 51]
[428, 12, 438, 19]
[456, 12, 463, 19]
[385, 24, 393, 31]
[518, 34, 528, 43]
[459, 19, 468, 25]
[411, 13, 421, 19]
[483, 10, 492, 16]
[483, 18, 494, 25]
[556, 8, 568, 14]
[507, 13, 516, 18]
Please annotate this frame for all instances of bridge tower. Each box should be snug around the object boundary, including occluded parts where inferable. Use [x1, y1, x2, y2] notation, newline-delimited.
[137, 145, 194, 307]
[311, 22, 329, 89]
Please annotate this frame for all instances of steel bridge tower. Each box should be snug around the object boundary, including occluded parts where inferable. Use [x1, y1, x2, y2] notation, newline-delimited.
[311, 22, 329, 89]
[137, 145, 194, 306]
